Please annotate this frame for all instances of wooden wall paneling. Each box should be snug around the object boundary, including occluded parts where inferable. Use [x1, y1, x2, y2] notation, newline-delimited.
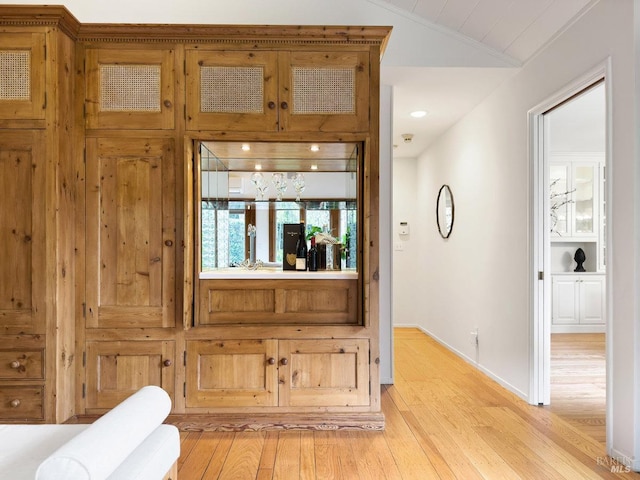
[46, 26, 77, 423]
[0, 130, 46, 336]
[365, 45, 381, 413]
[85, 137, 176, 330]
[198, 279, 358, 325]
[183, 140, 196, 333]
[74, 41, 89, 417]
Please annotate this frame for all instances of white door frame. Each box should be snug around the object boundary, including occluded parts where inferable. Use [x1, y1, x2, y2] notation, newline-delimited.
[528, 59, 612, 419]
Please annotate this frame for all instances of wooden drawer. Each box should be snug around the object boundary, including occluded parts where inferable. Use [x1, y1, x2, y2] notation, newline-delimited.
[0, 386, 44, 421]
[0, 350, 44, 379]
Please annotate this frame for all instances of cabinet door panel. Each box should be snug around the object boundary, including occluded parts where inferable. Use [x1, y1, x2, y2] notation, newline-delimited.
[85, 138, 175, 329]
[185, 50, 278, 131]
[0, 131, 45, 334]
[279, 339, 369, 407]
[552, 278, 579, 324]
[85, 340, 175, 412]
[186, 339, 278, 408]
[0, 33, 45, 120]
[579, 278, 605, 324]
[280, 51, 370, 132]
[85, 48, 175, 129]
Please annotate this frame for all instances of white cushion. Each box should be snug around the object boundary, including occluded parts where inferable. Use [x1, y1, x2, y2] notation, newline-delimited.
[0, 425, 88, 480]
[107, 425, 180, 480]
[36, 386, 172, 480]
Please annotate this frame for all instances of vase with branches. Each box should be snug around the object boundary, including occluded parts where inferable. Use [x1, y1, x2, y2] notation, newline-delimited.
[550, 178, 575, 234]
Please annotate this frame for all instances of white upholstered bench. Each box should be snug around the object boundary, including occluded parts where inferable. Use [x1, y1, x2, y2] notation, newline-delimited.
[0, 386, 179, 480]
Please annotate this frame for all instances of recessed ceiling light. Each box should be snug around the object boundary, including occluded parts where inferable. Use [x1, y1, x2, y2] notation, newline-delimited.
[241, 143, 251, 151]
[310, 144, 320, 152]
[255, 164, 262, 170]
[310, 164, 318, 170]
[410, 110, 427, 118]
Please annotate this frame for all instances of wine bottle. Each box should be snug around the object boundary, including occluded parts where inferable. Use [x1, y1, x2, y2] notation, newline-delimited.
[295, 222, 307, 271]
[308, 236, 318, 271]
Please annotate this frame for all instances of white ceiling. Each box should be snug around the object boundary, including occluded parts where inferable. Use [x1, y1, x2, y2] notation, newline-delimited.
[378, 0, 599, 157]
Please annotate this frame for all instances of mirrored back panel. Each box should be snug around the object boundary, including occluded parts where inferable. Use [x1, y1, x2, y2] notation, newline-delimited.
[198, 141, 360, 274]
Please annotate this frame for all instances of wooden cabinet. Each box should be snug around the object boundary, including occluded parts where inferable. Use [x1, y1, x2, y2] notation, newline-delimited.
[84, 47, 176, 130]
[0, 336, 45, 422]
[186, 339, 278, 408]
[186, 338, 369, 409]
[0, 7, 388, 428]
[0, 14, 76, 423]
[186, 49, 370, 132]
[85, 340, 175, 412]
[85, 137, 176, 329]
[552, 274, 605, 332]
[0, 130, 46, 336]
[0, 32, 46, 122]
[197, 279, 358, 326]
[0, 386, 44, 421]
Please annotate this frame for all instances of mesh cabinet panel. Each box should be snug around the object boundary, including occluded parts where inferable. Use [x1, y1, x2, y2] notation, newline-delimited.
[292, 67, 355, 114]
[200, 66, 264, 114]
[100, 64, 161, 112]
[0, 50, 30, 100]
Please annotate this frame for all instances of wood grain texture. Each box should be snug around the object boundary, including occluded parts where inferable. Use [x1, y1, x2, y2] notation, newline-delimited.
[549, 333, 606, 445]
[177, 328, 638, 479]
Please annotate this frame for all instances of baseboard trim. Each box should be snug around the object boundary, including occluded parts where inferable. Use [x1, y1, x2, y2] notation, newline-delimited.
[166, 412, 386, 432]
[394, 324, 529, 403]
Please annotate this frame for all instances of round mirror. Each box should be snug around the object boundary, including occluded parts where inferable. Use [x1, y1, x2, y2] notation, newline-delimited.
[436, 184, 454, 238]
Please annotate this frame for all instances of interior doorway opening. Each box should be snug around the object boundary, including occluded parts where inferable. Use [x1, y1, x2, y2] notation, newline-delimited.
[544, 81, 607, 443]
[530, 63, 611, 450]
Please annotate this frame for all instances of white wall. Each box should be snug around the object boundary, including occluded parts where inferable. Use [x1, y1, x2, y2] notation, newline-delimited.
[379, 85, 393, 384]
[392, 157, 420, 327]
[395, 0, 639, 466]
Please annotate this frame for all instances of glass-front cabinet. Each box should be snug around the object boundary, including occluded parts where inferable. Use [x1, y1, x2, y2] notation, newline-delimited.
[550, 161, 599, 239]
[194, 141, 362, 327]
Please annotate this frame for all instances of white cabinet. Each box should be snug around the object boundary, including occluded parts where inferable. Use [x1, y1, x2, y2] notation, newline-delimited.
[550, 160, 600, 240]
[552, 274, 605, 332]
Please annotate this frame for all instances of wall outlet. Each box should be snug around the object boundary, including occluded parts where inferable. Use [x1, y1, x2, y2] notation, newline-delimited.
[394, 242, 404, 251]
[470, 328, 479, 347]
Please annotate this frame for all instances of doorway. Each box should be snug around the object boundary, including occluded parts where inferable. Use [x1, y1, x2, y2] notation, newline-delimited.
[529, 63, 611, 443]
[544, 82, 607, 444]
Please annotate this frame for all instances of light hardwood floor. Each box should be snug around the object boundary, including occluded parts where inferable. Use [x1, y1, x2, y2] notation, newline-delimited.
[177, 328, 638, 479]
[549, 333, 606, 446]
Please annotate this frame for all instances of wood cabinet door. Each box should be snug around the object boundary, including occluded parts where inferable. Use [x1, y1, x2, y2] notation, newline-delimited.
[85, 340, 175, 412]
[279, 339, 369, 407]
[0, 131, 45, 334]
[185, 49, 278, 132]
[186, 339, 278, 408]
[85, 48, 175, 130]
[279, 51, 370, 133]
[0, 33, 45, 120]
[85, 137, 176, 329]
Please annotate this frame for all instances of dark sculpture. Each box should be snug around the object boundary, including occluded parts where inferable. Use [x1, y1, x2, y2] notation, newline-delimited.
[574, 247, 586, 272]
